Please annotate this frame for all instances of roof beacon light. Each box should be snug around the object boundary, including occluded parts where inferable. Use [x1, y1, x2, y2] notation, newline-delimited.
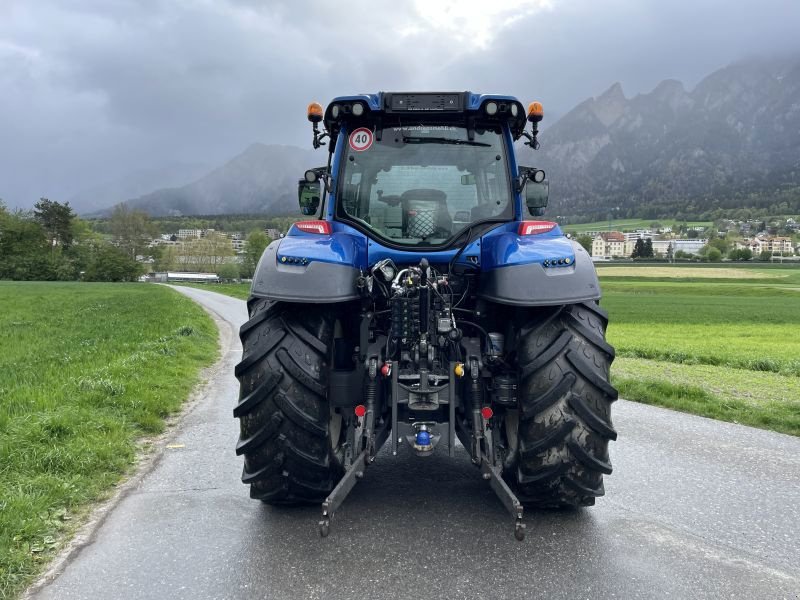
[527, 101, 544, 123]
[307, 102, 323, 123]
[518, 221, 557, 236]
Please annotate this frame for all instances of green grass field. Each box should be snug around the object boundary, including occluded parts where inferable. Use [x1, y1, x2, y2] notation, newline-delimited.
[599, 265, 800, 435]
[0, 283, 218, 598]
[178, 265, 800, 436]
[172, 282, 251, 300]
[564, 218, 712, 233]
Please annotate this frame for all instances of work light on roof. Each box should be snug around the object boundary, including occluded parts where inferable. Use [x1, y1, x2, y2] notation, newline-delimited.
[485, 101, 498, 116]
[352, 102, 365, 116]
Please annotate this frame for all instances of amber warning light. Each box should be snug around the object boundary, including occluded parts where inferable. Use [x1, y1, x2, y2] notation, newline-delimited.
[307, 102, 324, 123]
[527, 102, 544, 123]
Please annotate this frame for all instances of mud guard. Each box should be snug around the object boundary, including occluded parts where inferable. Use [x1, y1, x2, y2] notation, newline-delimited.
[478, 241, 601, 306]
[251, 240, 360, 303]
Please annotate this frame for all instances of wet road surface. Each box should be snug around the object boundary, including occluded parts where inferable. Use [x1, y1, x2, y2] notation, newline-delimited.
[30, 286, 800, 599]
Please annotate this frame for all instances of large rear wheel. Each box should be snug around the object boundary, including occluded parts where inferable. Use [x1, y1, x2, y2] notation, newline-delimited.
[504, 301, 618, 507]
[234, 298, 344, 504]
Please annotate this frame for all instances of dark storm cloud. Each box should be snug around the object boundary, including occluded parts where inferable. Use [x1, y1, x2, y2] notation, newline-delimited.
[1, 0, 799, 207]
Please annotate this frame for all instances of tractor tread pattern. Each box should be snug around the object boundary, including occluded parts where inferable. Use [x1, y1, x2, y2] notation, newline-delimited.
[508, 301, 617, 508]
[234, 298, 342, 505]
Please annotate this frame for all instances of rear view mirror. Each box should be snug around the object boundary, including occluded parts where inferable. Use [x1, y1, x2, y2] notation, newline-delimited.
[298, 180, 321, 216]
[525, 180, 549, 216]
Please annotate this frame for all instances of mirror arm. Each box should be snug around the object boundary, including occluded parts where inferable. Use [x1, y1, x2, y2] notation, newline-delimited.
[520, 124, 540, 150]
[307, 166, 332, 194]
[312, 122, 329, 149]
[515, 166, 534, 193]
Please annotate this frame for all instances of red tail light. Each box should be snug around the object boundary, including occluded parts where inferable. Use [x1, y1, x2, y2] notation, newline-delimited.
[294, 220, 332, 235]
[518, 221, 557, 235]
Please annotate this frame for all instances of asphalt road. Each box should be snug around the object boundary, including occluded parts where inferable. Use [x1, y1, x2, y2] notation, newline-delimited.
[30, 286, 800, 599]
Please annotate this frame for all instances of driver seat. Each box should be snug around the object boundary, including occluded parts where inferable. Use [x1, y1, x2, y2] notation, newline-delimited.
[401, 189, 452, 238]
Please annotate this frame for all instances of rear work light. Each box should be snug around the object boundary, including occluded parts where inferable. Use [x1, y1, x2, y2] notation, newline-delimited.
[518, 221, 557, 235]
[294, 220, 332, 235]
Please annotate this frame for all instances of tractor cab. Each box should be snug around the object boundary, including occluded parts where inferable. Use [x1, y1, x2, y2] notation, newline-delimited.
[299, 92, 549, 249]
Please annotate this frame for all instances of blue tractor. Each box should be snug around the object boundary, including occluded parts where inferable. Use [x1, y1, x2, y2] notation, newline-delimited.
[235, 92, 617, 539]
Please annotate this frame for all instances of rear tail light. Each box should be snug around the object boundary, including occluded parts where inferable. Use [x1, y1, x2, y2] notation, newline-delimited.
[294, 220, 332, 235]
[518, 221, 557, 235]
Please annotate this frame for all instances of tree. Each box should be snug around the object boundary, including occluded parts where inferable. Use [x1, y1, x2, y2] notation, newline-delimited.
[643, 238, 654, 258]
[576, 234, 593, 254]
[110, 204, 158, 259]
[708, 237, 731, 255]
[759, 250, 773, 262]
[0, 206, 57, 280]
[154, 245, 179, 272]
[631, 238, 645, 259]
[728, 248, 752, 261]
[180, 233, 234, 272]
[707, 247, 722, 262]
[33, 198, 75, 247]
[84, 244, 141, 281]
[242, 230, 271, 278]
[217, 262, 241, 281]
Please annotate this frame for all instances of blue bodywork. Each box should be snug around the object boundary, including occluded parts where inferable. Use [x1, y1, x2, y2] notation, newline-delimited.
[252, 91, 600, 306]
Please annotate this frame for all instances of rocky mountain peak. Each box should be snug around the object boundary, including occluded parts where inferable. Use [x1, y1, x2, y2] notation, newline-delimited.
[530, 56, 800, 222]
[591, 82, 628, 126]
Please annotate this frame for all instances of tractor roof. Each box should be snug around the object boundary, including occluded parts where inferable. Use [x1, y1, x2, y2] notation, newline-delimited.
[323, 91, 529, 139]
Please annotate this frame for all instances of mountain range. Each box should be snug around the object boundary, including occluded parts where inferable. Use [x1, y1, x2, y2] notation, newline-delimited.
[68, 162, 211, 215]
[84, 56, 800, 220]
[523, 57, 800, 221]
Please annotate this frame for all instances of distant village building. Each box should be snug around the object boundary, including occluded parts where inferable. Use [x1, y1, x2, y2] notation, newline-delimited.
[736, 236, 794, 255]
[177, 229, 202, 239]
[672, 239, 708, 255]
[591, 232, 632, 258]
[591, 232, 709, 259]
[265, 228, 282, 240]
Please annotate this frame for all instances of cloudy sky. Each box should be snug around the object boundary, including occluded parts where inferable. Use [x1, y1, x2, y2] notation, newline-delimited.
[2, 0, 799, 209]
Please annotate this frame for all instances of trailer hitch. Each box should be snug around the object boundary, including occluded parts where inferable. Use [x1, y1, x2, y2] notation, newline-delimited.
[481, 459, 526, 541]
[318, 421, 389, 537]
[319, 447, 367, 537]
[480, 400, 526, 540]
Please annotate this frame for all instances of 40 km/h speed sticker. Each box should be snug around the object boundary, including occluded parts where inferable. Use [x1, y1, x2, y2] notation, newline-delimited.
[349, 128, 373, 152]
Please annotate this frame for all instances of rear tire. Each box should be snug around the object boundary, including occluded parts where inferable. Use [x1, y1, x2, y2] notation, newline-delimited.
[234, 298, 343, 505]
[505, 301, 618, 507]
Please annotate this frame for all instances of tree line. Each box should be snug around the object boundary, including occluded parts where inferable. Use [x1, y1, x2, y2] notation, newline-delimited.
[0, 199, 141, 281]
[1, 199, 272, 282]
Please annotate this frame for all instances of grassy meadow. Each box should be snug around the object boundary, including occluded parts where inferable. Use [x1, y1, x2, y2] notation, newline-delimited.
[0, 283, 218, 598]
[172, 281, 251, 300]
[598, 264, 800, 436]
[564, 218, 712, 233]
